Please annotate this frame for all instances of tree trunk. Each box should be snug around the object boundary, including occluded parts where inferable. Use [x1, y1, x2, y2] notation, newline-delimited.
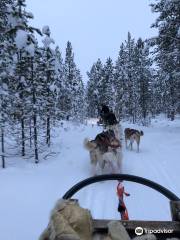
[33, 92, 38, 163]
[1, 127, 5, 168]
[18, 50, 25, 157]
[170, 110, 175, 121]
[21, 117, 25, 156]
[46, 116, 50, 147]
[33, 112, 38, 163]
[29, 119, 32, 148]
[31, 58, 39, 163]
[33, 91, 39, 163]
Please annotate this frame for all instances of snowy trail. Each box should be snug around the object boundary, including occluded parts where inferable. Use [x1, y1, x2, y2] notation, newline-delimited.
[77, 119, 180, 222]
[0, 118, 180, 240]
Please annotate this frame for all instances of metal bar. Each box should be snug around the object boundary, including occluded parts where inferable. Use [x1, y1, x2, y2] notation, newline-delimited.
[63, 174, 179, 201]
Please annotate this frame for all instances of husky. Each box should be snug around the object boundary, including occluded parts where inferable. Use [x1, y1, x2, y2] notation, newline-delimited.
[106, 123, 122, 141]
[84, 130, 122, 175]
[124, 128, 144, 152]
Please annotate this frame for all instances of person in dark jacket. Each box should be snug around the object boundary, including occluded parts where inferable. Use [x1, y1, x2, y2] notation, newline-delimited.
[103, 111, 118, 126]
[100, 104, 110, 115]
[99, 104, 119, 126]
[99, 104, 109, 120]
[98, 104, 110, 126]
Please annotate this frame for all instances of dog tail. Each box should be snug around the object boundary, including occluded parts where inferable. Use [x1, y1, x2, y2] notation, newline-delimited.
[83, 138, 97, 151]
[140, 130, 144, 136]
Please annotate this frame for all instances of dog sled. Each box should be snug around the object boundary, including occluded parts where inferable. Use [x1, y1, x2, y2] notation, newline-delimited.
[62, 174, 180, 239]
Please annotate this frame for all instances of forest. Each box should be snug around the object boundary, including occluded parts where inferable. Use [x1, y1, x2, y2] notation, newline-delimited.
[0, 0, 180, 165]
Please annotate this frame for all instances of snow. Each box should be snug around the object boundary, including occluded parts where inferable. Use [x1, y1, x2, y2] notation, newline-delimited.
[42, 26, 55, 48]
[0, 117, 180, 240]
[177, 27, 180, 37]
[7, 5, 18, 28]
[15, 29, 28, 49]
[42, 36, 55, 48]
[25, 43, 35, 57]
[42, 25, 51, 36]
[49, 84, 57, 92]
[26, 11, 34, 19]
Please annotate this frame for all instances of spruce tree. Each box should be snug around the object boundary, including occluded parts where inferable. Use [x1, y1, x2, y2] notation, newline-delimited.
[64, 41, 84, 119]
[4, 0, 41, 161]
[135, 38, 152, 125]
[123, 32, 137, 122]
[54, 46, 64, 120]
[150, 0, 180, 120]
[41, 25, 56, 147]
[101, 57, 114, 110]
[114, 43, 128, 120]
[86, 59, 104, 117]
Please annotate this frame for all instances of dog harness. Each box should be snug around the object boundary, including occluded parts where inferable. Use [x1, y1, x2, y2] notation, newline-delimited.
[95, 130, 121, 149]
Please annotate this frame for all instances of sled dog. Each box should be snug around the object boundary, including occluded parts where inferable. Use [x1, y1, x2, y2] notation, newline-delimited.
[84, 130, 122, 175]
[124, 128, 144, 152]
[105, 123, 122, 141]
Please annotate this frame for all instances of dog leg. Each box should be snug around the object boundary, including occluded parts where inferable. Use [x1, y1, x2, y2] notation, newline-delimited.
[110, 161, 116, 174]
[130, 136, 134, 150]
[92, 164, 97, 176]
[119, 125, 123, 141]
[117, 150, 122, 172]
[129, 141, 133, 150]
[97, 156, 105, 175]
[137, 139, 140, 153]
[136, 142, 139, 153]
[112, 155, 120, 174]
[125, 138, 128, 149]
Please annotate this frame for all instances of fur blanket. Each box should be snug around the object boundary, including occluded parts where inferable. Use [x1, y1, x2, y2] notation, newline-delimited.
[39, 199, 93, 240]
[39, 199, 172, 240]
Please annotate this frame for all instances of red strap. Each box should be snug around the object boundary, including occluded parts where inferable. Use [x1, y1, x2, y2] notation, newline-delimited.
[121, 209, 129, 220]
[117, 182, 130, 220]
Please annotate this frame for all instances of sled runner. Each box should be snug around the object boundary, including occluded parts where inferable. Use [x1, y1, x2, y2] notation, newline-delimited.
[62, 174, 180, 239]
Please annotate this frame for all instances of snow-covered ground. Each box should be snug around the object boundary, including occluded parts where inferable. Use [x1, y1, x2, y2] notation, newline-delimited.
[0, 117, 180, 240]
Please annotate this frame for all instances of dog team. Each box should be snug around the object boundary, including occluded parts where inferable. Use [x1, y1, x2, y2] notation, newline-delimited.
[84, 104, 144, 175]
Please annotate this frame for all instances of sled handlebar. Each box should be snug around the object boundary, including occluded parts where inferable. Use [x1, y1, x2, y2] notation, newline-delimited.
[63, 174, 179, 201]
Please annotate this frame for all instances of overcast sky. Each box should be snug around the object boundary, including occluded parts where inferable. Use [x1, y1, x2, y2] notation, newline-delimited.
[26, 0, 158, 82]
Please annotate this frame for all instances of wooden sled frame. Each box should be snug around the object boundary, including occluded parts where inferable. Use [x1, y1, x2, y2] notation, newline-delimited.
[63, 174, 180, 239]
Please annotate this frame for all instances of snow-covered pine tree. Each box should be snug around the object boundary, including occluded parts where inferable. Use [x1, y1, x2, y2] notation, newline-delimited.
[150, 0, 180, 120]
[86, 59, 104, 117]
[69, 67, 83, 121]
[73, 68, 85, 121]
[5, 0, 42, 161]
[95, 59, 107, 110]
[54, 46, 64, 120]
[114, 43, 127, 120]
[41, 25, 56, 147]
[0, 0, 13, 41]
[101, 57, 114, 110]
[86, 64, 98, 117]
[63, 41, 84, 119]
[0, 45, 12, 168]
[123, 32, 137, 122]
[134, 38, 152, 125]
[148, 69, 160, 117]
[0, 0, 16, 167]
[27, 42, 44, 163]
[63, 41, 76, 117]
[0, 40, 14, 167]
[114, 33, 153, 124]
